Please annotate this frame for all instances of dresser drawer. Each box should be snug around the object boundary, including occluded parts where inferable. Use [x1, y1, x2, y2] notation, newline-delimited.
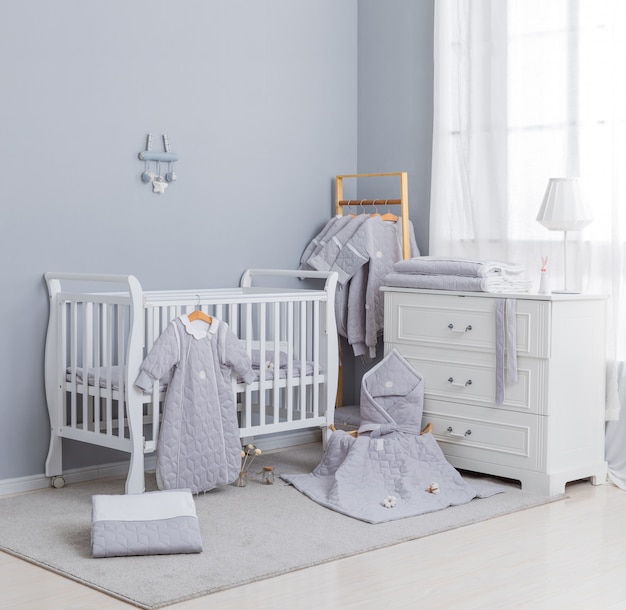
[384, 291, 550, 358]
[392, 343, 548, 415]
[422, 402, 546, 472]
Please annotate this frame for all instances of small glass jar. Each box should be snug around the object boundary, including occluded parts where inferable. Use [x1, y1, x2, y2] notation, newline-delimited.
[261, 466, 275, 485]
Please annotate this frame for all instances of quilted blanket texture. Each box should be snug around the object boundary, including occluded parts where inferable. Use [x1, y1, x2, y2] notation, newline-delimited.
[91, 489, 203, 558]
[135, 316, 255, 494]
[282, 350, 503, 523]
[385, 256, 533, 293]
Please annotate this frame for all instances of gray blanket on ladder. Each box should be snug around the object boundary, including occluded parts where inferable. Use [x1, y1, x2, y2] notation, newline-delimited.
[281, 349, 503, 523]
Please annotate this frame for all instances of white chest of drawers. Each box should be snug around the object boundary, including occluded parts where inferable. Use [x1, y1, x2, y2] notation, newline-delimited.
[382, 288, 608, 495]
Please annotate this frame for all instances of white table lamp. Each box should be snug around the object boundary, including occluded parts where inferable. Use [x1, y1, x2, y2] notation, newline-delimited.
[536, 177, 592, 293]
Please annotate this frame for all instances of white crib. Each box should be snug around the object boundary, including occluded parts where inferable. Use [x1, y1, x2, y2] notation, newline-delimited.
[44, 269, 339, 494]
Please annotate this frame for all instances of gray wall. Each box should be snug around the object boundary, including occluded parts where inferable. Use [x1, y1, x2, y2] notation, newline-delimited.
[343, 0, 434, 404]
[0, 0, 433, 482]
[358, 0, 433, 254]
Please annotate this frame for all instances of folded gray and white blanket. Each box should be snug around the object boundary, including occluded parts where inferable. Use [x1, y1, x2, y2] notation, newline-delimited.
[383, 272, 533, 294]
[385, 256, 533, 294]
[91, 489, 203, 558]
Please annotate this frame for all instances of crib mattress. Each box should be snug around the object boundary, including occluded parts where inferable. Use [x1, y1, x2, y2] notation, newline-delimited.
[67, 359, 318, 391]
[91, 489, 203, 558]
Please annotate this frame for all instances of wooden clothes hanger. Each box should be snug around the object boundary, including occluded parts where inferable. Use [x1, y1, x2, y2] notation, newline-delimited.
[379, 200, 398, 222]
[188, 310, 212, 324]
[187, 297, 212, 324]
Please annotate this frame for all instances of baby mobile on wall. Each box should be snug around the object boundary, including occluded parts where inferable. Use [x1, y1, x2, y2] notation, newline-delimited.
[138, 133, 178, 194]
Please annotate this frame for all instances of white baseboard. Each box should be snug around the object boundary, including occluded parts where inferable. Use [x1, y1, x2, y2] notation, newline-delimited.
[248, 428, 322, 452]
[0, 429, 321, 496]
[0, 456, 157, 497]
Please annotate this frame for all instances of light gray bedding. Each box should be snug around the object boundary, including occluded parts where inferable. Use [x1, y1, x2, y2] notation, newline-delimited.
[66, 366, 169, 391]
[91, 489, 203, 558]
[282, 350, 503, 523]
[392, 256, 527, 278]
[383, 272, 533, 293]
[67, 355, 315, 390]
[383, 272, 485, 292]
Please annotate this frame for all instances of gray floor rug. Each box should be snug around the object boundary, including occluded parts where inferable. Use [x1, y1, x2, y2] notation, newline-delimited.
[0, 444, 564, 609]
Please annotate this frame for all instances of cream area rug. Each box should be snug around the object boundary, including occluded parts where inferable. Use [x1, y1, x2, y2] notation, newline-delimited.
[0, 444, 564, 609]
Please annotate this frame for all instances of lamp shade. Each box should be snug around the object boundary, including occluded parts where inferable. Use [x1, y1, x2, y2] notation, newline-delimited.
[536, 177, 592, 231]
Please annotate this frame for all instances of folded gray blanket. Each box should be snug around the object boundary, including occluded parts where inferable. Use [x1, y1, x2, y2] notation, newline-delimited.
[383, 272, 483, 292]
[393, 256, 527, 278]
[383, 272, 533, 293]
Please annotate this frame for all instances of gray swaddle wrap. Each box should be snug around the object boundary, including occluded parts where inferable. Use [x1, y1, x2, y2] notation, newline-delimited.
[282, 350, 503, 523]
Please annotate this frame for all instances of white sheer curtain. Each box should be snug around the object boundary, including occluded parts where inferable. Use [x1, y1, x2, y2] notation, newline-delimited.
[431, 0, 626, 487]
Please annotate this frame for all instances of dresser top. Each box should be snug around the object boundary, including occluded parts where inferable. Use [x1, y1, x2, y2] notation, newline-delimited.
[380, 286, 607, 301]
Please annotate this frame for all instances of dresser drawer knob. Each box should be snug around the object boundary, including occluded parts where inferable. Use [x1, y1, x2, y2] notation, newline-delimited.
[448, 377, 472, 388]
[448, 323, 472, 334]
[446, 426, 472, 438]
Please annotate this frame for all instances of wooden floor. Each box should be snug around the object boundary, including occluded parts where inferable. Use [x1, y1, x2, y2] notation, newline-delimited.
[1, 478, 625, 610]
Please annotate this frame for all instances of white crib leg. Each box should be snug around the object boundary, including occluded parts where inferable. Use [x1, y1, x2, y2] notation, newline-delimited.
[125, 390, 146, 494]
[125, 446, 145, 494]
[45, 432, 63, 479]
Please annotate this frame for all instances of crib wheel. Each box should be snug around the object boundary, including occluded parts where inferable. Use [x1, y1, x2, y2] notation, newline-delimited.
[51, 476, 65, 489]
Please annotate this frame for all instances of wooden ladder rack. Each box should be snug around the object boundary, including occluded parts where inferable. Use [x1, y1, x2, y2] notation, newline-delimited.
[335, 171, 410, 260]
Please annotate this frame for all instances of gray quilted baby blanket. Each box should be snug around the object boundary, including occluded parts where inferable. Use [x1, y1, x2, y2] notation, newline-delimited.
[282, 349, 503, 523]
[91, 489, 203, 558]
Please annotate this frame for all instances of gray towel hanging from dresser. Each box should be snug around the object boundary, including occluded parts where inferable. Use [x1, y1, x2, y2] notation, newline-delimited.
[495, 298, 518, 405]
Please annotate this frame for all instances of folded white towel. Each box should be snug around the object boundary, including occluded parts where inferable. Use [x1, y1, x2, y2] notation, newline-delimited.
[482, 277, 534, 294]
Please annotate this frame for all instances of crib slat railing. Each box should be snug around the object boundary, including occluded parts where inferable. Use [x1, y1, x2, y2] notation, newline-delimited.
[105, 303, 114, 436]
[286, 301, 294, 420]
[62, 292, 330, 439]
[81, 302, 91, 432]
[312, 299, 320, 419]
[272, 300, 281, 423]
[258, 302, 267, 427]
[116, 304, 126, 440]
[242, 301, 253, 431]
[140, 284, 333, 437]
[299, 300, 307, 419]
[92, 303, 101, 433]
[69, 301, 78, 430]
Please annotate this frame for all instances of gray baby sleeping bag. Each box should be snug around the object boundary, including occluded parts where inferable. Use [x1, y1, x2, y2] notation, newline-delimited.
[135, 316, 255, 494]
